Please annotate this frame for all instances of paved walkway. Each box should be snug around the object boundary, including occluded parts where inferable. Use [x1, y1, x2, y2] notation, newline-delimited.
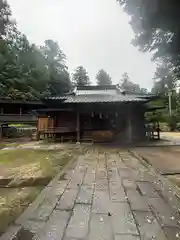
[1, 147, 180, 240]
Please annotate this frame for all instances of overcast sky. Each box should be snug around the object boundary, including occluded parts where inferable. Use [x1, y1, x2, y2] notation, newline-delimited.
[8, 0, 156, 89]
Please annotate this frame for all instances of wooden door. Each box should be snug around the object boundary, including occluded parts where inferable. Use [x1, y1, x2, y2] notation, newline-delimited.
[38, 117, 48, 131]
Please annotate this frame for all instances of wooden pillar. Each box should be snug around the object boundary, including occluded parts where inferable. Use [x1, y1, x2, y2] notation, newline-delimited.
[76, 111, 80, 143]
[36, 132, 40, 141]
[128, 110, 132, 143]
[128, 118, 132, 143]
[20, 107, 22, 115]
[0, 125, 2, 141]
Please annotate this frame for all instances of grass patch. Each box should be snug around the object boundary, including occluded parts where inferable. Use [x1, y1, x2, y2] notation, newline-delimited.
[0, 141, 20, 150]
[0, 148, 78, 180]
[0, 145, 81, 236]
[0, 187, 42, 235]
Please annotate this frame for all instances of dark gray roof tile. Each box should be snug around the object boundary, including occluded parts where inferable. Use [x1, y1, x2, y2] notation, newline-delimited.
[47, 94, 147, 103]
[45, 85, 155, 103]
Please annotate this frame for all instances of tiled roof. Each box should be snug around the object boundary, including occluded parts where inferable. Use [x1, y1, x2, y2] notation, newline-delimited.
[76, 85, 120, 96]
[46, 85, 154, 104]
[49, 94, 148, 103]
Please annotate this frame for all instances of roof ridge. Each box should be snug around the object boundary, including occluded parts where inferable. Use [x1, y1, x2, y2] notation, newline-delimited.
[76, 85, 119, 90]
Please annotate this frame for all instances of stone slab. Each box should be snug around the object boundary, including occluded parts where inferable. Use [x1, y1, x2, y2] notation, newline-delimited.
[109, 181, 126, 202]
[111, 202, 138, 235]
[67, 167, 86, 189]
[148, 198, 180, 227]
[107, 153, 120, 166]
[92, 189, 111, 214]
[0, 225, 40, 240]
[115, 235, 140, 240]
[88, 213, 113, 240]
[152, 178, 165, 191]
[108, 167, 120, 182]
[159, 186, 180, 211]
[136, 171, 157, 182]
[34, 210, 70, 240]
[134, 211, 168, 239]
[56, 189, 79, 210]
[30, 198, 58, 221]
[83, 167, 96, 185]
[95, 179, 109, 191]
[126, 190, 150, 211]
[98, 153, 106, 167]
[76, 185, 94, 204]
[16, 186, 52, 224]
[0, 225, 21, 240]
[47, 173, 68, 188]
[163, 226, 180, 240]
[118, 168, 134, 179]
[137, 182, 159, 197]
[107, 159, 117, 169]
[21, 220, 45, 235]
[65, 204, 91, 239]
[96, 168, 108, 179]
[5, 150, 180, 240]
[168, 195, 180, 212]
[51, 181, 69, 196]
[16, 180, 67, 224]
[122, 179, 137, 190]
[63, 238, 85, 240]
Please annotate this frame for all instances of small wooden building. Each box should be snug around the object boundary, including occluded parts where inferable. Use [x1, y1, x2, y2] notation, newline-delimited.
[0, 99, 44, 125]
[36, 85, 157, 143]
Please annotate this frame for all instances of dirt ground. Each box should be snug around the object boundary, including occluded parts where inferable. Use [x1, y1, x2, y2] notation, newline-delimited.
[0, 142, 81, 235]
[160, 132, 180, 145]
[161, 132, 180, 138]
[134, 146, 180, 174]
[133, 145, 180, 188]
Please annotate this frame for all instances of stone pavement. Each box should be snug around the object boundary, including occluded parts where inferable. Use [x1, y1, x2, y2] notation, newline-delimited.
[1, 147, 180, 239]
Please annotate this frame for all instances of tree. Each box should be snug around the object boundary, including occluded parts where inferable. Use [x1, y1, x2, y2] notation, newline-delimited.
[42, 39, 71, 95]
[117, 0, 180, 77]
[72, 66, 90, 86]
[152, 60, 176, 95]
[0, 0, 12, 38]
[96, 69, 112, 86]
[151, 60, 177, 112]
[150, 59, 180, 130]
[0, 30, 51, 100]
[0, 12, 71, 99]
[119, 72, 147, 94]
[118, 0, 180, 129]
[0, 1, 72, 100]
